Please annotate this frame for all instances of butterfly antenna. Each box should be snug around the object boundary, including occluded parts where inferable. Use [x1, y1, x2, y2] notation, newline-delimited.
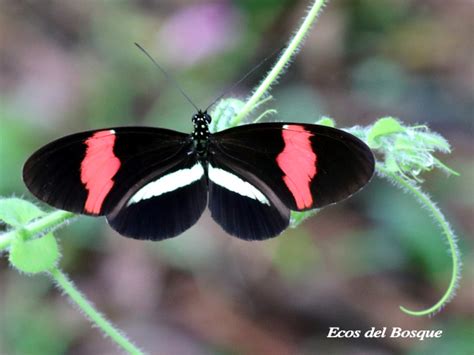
[204, 45, 285, 112]
[134, 43, 200, 112]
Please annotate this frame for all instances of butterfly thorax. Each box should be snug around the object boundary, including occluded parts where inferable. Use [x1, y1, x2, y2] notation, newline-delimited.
[191, 111, 212, 158]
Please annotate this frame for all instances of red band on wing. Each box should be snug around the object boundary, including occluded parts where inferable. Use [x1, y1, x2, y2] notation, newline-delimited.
[276, 125, 317, 209]
[80, 130, 121, 214]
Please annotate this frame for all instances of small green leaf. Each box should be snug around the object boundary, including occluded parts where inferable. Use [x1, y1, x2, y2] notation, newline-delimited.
[9, 233, 60, 274]
[384, 155, 400, 173]
[316, 116, 335, 127]
[210, 98, 245, 131]
[417, 131, 451, 153]
[0, 198, 45, 227]
[367, 117, 405, 147]
[290, 209, 320, 228]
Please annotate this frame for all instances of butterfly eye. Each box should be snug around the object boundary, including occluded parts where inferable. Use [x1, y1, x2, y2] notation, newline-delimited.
[204, 114, 212, 123]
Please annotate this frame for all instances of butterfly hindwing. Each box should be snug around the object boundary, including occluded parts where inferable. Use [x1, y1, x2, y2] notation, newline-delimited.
[207, 158, 290, 241]
[210, 123, 375, 212]
[106, 156, 208, 240]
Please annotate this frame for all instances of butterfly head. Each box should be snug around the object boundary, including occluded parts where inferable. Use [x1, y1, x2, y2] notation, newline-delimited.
[192, 111, 212, 125]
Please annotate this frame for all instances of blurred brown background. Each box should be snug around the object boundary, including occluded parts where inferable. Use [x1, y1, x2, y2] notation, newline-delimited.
[0, 0, 473, 354]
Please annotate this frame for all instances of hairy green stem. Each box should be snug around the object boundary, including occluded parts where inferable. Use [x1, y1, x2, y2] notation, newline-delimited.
[0, 232, 14, 251]
[0, 211, 75, 251]
[232, 0, 327, 125]
[49, 267, 145, 355]
[377, 164, 460, 316]
[25, 210, 75, 236]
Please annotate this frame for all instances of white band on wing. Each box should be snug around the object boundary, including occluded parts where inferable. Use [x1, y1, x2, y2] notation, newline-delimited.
[208, 165, 270, 205]
[128, 163, 205, 205]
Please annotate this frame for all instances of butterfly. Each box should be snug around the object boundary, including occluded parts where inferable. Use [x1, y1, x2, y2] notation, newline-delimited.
[23, 109, 375, 241]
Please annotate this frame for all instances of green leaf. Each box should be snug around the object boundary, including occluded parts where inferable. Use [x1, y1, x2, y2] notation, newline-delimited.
[0, 198, 45, 227]
[290, 209, 320, 228]
[417, 130, 451, 153]
[316, 116, 335, 127]
[384, 155, 400, 173]
[367, 117, 405, 148]
[9, 233, 60, 274]
[210, 98, 245, 131]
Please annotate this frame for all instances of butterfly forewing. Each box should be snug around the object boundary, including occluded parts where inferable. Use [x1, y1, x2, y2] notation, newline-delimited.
[210, 123, 375, 212]
[23, 127, 192, 216]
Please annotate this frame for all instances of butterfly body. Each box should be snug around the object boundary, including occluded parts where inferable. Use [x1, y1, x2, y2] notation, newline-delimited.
[23, 111, 375, 241]
[191, 111, 212, 157]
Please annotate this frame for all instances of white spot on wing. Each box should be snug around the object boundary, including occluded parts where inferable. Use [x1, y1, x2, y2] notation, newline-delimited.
[127, 163, 204, 205]
[208, 165, 270, 205]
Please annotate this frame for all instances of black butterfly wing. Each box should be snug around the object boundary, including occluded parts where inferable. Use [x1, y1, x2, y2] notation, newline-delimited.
[206, 157, 291, 241]
[207, 123, 374, 239]
[23, 127, 207, 240]
[106, 154, 208, 240]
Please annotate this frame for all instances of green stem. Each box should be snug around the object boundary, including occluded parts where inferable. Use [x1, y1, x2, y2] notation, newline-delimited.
[26, 210, 75, 236]
[49, 267, 144, 355]
[377, 164, 461, 316]
[0, 211, 76, 251]
[0, 232, 14, 251]
[232, 0, 327, 125]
